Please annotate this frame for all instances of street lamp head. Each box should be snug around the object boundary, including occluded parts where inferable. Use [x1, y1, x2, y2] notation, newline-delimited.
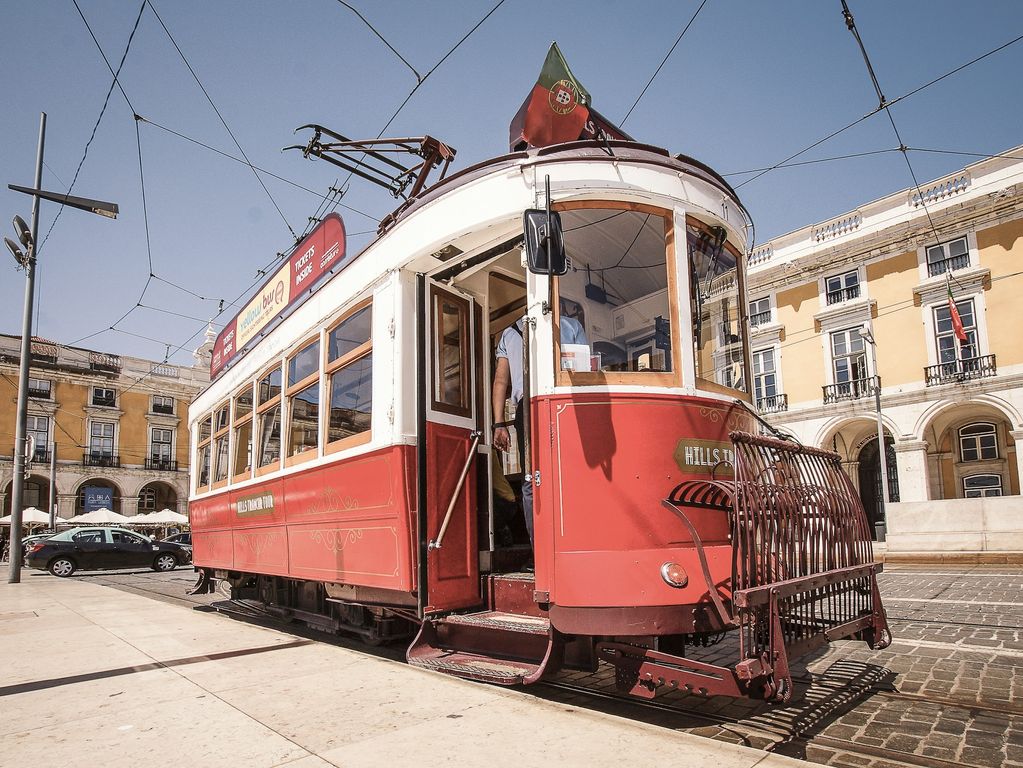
[13, 215, 32, 248]
[4, 236, 28, 267]
[861, 323, 875, 345]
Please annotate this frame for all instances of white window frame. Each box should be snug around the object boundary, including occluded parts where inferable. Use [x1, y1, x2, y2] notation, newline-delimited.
[26, 414, 50, 459]
[827, 326, 870, 387]
[751, 346, 779, 406]
[963, 473, 1002, 498]
[150, 427, 175, 462]
[922, 290, 989, 368]
[824, 269, 861, 306]
[917, 231, 978, 282]
[748, 296, 771, 328]
[138, 487, 158, 510]
[959, 422, 998, 463]
[92, 386, 117, 407]
[27, 377, 51, 399]
[89, 420, 116, 458]
[151, 395, 175, 415]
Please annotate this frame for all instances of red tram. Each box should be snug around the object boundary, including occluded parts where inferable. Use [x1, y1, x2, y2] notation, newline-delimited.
[189, 135, 890, 702]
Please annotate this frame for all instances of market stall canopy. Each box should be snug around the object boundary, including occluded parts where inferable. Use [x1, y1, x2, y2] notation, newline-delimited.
[65, 508, 131, 525]
[0, 507, 50, 525]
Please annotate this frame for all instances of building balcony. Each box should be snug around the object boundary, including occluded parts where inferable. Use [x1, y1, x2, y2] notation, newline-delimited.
[823, 376, 878, 404]
[27, 385, 51, 399]
[30, 449, 51, 464]
[825, 285, 861, 305]
[756, 393, 788, 413]
[749, 310, 771, 327]
[151, 403, 175, 415]
[83, 452, 120, 468]
[926, 252, 970, 277]
[145, 457, 179, 471]
[924, 354, 997, 386]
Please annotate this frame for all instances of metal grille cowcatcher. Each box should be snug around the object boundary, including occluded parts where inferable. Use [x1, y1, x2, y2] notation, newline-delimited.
[728, 431, 891, 700]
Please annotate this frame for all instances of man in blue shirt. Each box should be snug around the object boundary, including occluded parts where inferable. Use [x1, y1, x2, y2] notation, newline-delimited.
[492, 315, 587, 561]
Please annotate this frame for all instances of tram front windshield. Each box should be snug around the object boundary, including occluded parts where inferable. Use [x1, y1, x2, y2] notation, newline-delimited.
[554, 205, 747, 390]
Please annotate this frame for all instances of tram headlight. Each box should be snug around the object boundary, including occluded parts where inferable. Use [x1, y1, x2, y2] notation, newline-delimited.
[660, 562, 689, 588]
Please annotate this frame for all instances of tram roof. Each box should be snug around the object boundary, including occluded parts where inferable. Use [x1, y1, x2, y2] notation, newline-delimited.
[387, 140, 746, 232]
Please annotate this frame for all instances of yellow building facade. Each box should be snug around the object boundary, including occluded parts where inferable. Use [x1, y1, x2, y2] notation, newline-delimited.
[1, 334, 209, 519]
[746, 149, 1023, 553]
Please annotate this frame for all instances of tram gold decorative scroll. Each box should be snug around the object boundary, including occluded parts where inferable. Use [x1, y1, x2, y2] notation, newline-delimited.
[210, 213, 348, 379]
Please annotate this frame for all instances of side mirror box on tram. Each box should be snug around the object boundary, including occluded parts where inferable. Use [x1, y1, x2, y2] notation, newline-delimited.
[523, 209, 568, 276]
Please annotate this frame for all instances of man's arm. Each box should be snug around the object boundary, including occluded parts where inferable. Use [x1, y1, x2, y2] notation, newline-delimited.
[492, 356, 511, 452]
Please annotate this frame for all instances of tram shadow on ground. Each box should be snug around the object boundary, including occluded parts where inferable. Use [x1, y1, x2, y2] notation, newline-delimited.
[542, 638, 897, 753]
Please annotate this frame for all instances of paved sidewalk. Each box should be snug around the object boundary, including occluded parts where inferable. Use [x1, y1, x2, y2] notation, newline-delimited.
[0, 572, 814, 768]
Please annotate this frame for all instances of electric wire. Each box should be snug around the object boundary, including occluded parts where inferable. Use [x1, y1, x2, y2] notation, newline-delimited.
[145, 0, 298, 240]
[724, 147, 902, 177]
[621, 0, 708, 126]
[736, 29, 1023, 190]
[333, 1, 422, 82]
[40, 0, 145, 251]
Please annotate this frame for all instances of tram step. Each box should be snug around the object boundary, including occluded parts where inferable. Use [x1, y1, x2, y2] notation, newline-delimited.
[407, 610, 555, 686]
[488, 573, 545, 618]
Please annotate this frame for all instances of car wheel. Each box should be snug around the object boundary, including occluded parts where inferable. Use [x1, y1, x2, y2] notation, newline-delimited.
[49, 558, 76, 578]
[153, 553, 178, 572]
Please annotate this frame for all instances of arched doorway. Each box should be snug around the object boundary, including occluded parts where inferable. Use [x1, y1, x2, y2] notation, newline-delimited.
[136, 481, 178, 516]
[2, 474, 52, 517]
[857, 435, 899, 537]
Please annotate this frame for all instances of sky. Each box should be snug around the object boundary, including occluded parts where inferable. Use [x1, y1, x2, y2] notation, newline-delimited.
[2, 0, 1021, 367]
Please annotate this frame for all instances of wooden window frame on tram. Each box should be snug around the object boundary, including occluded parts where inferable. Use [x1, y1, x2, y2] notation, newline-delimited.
[231, 381, 255, 484]
[323, 297, 373, 456]
[551, 200, 683, 389]
[211, 400, 231, 490]
[195, 412, 213, 494]
[255, 363, 284, 478]
[429, 285, 473, 418]
[284, 334, 322, 468]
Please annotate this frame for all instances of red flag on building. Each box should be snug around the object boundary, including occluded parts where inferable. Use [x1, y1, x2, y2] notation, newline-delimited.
[515, 43, 591, 148]
[947, 279, 968, 343]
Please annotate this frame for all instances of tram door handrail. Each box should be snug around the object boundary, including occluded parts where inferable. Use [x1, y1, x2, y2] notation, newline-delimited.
[429, 431, 482, 550]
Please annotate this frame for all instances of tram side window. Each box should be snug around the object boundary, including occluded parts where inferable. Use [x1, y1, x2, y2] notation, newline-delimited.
[286, 338, 321, 463]
[212, 402, 230, 485]
[555, 204, 676, 381]
[233, 384, 254, 481]
[195, 414, 212, 492]
[256, 366, 283, 473]
[326, 302, 373, 451]
[688, 217, 747, 392]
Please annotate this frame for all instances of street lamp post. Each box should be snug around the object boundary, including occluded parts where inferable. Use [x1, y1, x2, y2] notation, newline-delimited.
[861, 324, 888, 542]
[6, 113, 118, 583]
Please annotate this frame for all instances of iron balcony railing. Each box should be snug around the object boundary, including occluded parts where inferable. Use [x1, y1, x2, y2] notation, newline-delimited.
[27, 385, 51, 399]
[924, 354, 997, 386]
[151, 403, 175, 415]
[145, 457, 179, 471]
[749, 310, 771, 327]
[30, 449, 50, 464]
[825, 285, 860, 305]
[83, 453, 120, 468]
[926, 252, 969, 277]
[756, 393, 788, 413]
[823, 376, 878, 403]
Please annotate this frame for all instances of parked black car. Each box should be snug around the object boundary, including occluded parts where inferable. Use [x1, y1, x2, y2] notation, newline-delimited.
[25, 527, 192, 577]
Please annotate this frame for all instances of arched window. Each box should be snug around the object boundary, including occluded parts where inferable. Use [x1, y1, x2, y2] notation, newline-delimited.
[139, 488, 157, 510]
[963, 474, 1002, 498]
[959, 423, 997, 462]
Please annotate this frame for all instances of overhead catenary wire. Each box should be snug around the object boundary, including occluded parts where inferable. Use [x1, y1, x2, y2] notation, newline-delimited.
[146, 0, 297, 241]
[621, 0, 708, 126]
[735, 29, 1023, 191]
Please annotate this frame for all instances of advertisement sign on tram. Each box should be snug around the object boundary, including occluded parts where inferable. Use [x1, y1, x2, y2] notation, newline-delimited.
[209, 213, 348, 379]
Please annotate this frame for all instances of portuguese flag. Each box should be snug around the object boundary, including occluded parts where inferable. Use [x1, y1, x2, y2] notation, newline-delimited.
[517, 43, 591, 148]
[947, 279, 968, 343]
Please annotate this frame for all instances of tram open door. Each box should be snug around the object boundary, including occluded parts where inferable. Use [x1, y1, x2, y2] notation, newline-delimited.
[418, 278, 482, 615]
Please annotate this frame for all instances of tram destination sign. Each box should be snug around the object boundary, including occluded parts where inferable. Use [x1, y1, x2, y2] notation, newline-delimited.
[210, 214, 348, 379]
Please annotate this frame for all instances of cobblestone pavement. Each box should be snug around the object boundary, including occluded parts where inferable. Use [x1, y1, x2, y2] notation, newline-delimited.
[546, 565, 1023, 768]
[50, 563, 1023, 768]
